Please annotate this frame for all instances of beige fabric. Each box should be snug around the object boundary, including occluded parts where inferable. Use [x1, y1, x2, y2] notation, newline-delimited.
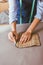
[16, 33, 40, 48]
[0, 2, 8, 13]
[0, 0, 7, 2]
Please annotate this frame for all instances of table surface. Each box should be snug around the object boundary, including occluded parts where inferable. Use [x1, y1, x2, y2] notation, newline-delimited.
[0, 22, 43, 65]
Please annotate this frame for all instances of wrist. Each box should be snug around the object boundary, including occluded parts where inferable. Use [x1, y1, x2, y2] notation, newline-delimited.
[12, 30, 16, 33]
[12, 28, 16, 32]
[26, 28, 32, 34]
[26, 18, 40, 34]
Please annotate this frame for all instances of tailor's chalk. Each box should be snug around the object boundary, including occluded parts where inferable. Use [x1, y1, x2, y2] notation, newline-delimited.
[13, 39, 16, 45]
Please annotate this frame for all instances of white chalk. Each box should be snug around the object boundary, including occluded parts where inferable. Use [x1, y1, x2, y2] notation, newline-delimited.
[14, 40, 16, 45]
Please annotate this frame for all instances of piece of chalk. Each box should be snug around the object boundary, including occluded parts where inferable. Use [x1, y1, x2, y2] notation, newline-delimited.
[14, 40, 16, 45]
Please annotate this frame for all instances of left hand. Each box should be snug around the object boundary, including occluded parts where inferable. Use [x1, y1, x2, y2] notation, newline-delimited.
[19, 31, 31, 44]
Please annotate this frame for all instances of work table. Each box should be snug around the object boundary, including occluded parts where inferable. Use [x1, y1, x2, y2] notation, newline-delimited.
[0, 22, 43, 65]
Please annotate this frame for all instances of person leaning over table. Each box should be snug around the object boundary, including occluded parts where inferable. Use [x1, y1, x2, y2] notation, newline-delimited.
[8, 0, 43, 44]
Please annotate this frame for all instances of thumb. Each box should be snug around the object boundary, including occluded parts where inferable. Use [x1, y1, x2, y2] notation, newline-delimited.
[11, 32, 16, 42]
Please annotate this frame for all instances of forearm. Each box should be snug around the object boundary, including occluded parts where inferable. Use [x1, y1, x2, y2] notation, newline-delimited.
[11, 21, 16, 32]
[27, 0, 43, 33]
[27, 18, 40, 33]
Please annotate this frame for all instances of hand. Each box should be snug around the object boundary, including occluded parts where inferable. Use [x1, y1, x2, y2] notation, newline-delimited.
[19, 31, 31, 44]
[8, 31, 19, 42]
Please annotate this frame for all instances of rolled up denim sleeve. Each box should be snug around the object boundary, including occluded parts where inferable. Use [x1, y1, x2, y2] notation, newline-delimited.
[8, 0, 18, 24]
[35, 0, 43, 20]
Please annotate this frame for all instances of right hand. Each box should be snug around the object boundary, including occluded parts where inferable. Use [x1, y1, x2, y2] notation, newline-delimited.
[19, 31, 31, 44]
[8, 31, 19, 42]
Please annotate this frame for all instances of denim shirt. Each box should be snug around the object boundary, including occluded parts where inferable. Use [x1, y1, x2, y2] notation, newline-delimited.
[8, 0, 43, 24]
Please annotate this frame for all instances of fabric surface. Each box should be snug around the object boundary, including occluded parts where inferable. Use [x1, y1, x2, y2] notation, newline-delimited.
[0, 23, 43, 65]
[16, 33, 40, 48]
[0, 0, 7, 2]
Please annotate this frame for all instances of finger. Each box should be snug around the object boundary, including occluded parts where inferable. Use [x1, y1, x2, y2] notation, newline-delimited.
[20, 36, 25, 44]
[11, 32, 16, 40]
[23, 37, 27, 43]
[8, 34, 14, 42]
[27, 36, 31, 41]
[10, 35, 16, 43]
[8, 33, 15, 42]
[19, 36, 24, 44]
[19, 35, 23, 42]
[21, 37, 24, 44]
[16, 34, 18, 40]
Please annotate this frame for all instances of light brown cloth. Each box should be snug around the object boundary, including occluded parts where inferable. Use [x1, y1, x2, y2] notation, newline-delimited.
[0, 0, 7, 2]
[16, 33, 40, 48]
